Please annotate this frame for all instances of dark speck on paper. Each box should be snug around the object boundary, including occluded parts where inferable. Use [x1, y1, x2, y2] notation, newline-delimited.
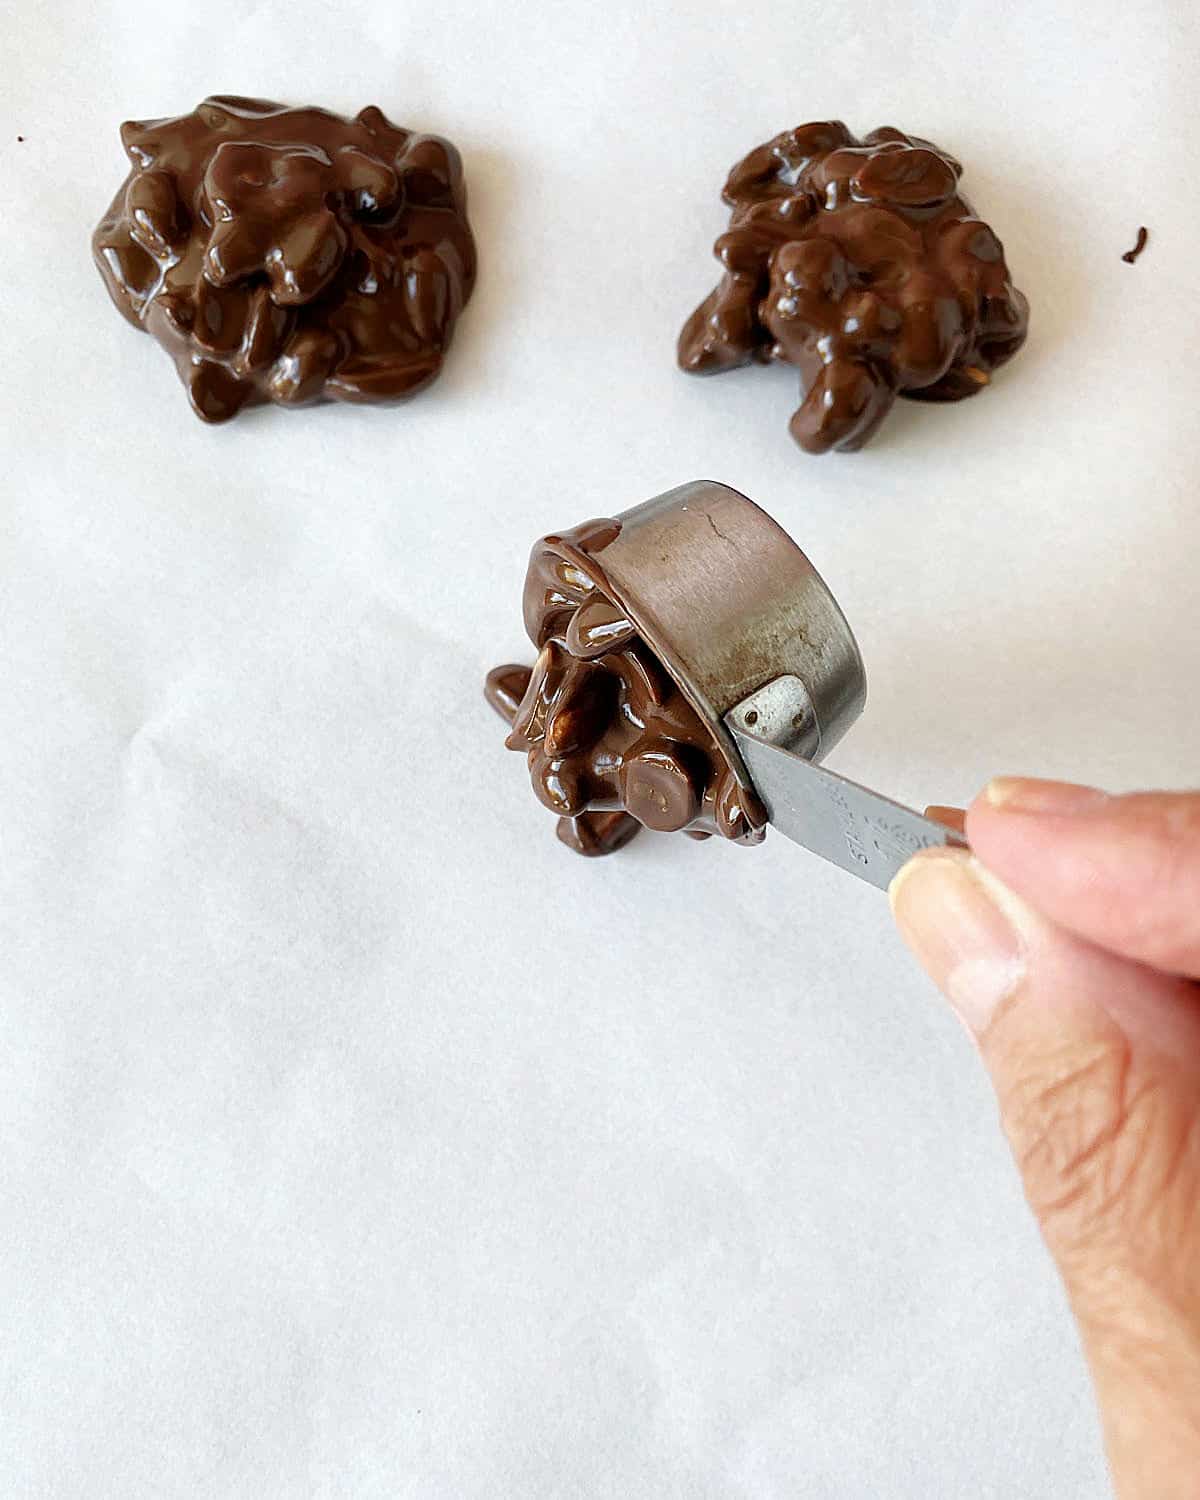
[1122, 227, 1149, 264]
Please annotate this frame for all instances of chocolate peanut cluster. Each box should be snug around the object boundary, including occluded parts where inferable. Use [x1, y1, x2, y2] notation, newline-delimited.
[486, 518, 766, 856]
[678, 121, 1028, 453]
[93, 96, 476, 423]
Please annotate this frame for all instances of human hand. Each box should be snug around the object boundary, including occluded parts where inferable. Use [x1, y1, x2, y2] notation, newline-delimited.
[889, 779, 1200, 1499]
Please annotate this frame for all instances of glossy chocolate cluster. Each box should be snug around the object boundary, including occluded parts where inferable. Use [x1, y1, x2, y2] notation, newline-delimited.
[678, 121, 1028, 453]
[93, 96, 476, 423]
[486, 517, 766, 856]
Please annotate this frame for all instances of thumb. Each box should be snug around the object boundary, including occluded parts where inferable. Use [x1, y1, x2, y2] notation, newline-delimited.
[890, 847, 1200, 1498]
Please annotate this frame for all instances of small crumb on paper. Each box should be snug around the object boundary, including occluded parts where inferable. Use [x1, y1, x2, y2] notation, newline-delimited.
[1122, 226, 1149, 264]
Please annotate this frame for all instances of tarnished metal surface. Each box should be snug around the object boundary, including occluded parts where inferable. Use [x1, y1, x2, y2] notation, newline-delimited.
[596, 482, 867, 791]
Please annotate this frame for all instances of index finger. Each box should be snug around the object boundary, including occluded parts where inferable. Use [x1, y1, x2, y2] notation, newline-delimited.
[966, 780, 1200, 980]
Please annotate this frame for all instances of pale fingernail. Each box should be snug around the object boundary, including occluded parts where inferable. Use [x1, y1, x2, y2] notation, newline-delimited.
[889, 850, 1029, 1034]
[984, 777, 1109, 815]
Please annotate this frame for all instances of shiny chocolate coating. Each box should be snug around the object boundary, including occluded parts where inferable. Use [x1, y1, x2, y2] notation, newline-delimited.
[93, 96, 476, 423]
[486, 517, 766, 856]
[678, 122, 1028, 454]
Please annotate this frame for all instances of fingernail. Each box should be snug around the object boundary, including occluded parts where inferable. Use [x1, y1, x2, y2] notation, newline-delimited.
[889, 850, 1029, 1034]
[924, 805, 967, 834]
[984, 777, 1109, 815]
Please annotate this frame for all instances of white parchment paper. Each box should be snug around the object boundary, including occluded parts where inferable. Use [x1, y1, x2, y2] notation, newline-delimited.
[1, 0, 1197, 1493]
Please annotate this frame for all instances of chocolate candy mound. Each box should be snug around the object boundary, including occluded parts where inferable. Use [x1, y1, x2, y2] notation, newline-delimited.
[678, 121, 1028, 454]
[93, 96, 476, 423]
[486, 517, 766, 857]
